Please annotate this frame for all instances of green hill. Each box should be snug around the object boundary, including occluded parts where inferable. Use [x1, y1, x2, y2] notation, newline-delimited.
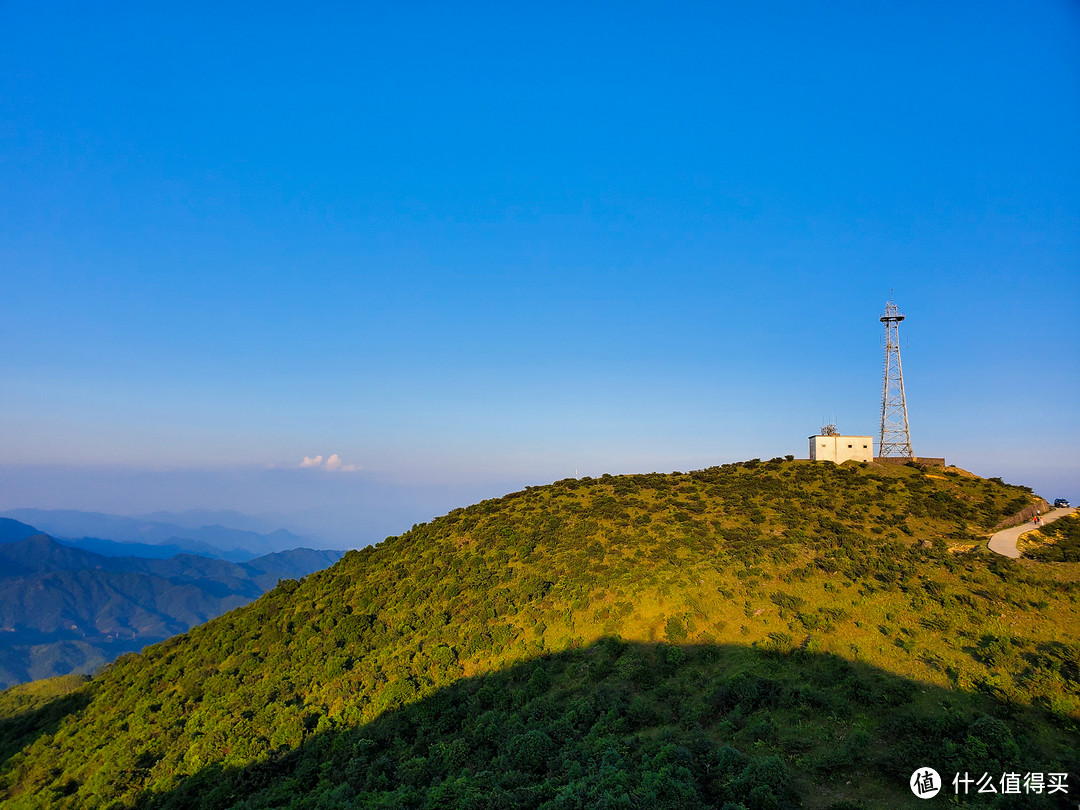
[1, 460, 1077, 808]
[0, 532, 343, 688]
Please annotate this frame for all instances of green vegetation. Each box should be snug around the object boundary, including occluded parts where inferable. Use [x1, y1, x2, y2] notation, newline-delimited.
[1023, 515, 1080, 563]
[0, 533, 342, 688]
[0, 675, 88, 767]
[0, 461, 1077, 808]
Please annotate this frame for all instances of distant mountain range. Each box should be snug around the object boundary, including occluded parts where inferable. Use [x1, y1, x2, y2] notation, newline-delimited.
[0, 508, 332, 561]
[2, 462, 1075, 808]
[0, 517, 343, 688]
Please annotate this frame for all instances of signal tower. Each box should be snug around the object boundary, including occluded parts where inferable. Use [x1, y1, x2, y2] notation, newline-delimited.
[878, 299, 913, 458]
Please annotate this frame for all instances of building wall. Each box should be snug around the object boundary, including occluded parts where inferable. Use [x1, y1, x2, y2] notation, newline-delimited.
[873, 456, 946, 467]
[809, 435, 873, 463]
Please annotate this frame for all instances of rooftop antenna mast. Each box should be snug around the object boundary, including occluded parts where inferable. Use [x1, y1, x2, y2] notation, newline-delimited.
[878, 298, 914, 458]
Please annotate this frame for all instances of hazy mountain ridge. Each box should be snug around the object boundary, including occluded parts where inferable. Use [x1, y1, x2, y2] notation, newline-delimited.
[0, 509, 326, 560]
[1, 460, 1076, 807]
[0, 519, 39, 545]
[0, 523, 343, 688]
[132, 509, 295, 535]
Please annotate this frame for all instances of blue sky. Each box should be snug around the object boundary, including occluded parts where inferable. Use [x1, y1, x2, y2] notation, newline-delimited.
[2, 2, 1078, 544]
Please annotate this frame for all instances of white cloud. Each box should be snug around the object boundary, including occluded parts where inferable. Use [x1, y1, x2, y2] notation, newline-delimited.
[299, 453, 361, 472]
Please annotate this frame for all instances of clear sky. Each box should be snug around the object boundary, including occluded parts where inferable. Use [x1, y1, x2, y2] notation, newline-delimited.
[2, 2, 1078, 545]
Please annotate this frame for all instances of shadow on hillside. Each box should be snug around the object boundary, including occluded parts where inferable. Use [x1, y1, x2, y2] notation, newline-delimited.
[0, 688, 90, 769]
[109, 640, 1080, 810]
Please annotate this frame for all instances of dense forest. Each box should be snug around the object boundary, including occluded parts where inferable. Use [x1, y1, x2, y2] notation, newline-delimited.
[0, 522, 342, 688]
[1, 460, 1077, 808]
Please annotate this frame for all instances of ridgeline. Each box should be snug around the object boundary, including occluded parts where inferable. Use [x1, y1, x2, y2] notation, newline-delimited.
[1, 460, 1077, 808]
[0, 524, 343, 689]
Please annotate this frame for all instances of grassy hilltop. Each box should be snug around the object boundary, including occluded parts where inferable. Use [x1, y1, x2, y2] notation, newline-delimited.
[1, 460, 1078, 808]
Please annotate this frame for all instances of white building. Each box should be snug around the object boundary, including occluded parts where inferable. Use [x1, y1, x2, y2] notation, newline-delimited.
[809, 428, 873, 463]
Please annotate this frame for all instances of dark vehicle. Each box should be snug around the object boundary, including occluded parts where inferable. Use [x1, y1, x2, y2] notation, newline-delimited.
[1054, 498, 1071, 508]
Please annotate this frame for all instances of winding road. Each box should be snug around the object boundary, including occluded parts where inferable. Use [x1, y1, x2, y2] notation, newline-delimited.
[987, 506, 1076, 559]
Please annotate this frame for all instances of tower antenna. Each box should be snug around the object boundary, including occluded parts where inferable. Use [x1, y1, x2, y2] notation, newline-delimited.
[878, 298, 913, 458]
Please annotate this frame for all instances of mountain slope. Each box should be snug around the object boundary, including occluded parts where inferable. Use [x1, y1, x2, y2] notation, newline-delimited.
[1, 461, 1077, 808]
[52, 536, 232, 561]
[0, 534, 343, 687]
[0, 519, 40, 545]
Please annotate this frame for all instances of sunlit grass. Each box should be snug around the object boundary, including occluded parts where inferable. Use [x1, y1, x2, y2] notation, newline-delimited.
[1, 459, 1076, 808]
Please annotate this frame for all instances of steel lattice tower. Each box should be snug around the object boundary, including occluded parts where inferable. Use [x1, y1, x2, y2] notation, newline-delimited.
[878, 300, 914, 458]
